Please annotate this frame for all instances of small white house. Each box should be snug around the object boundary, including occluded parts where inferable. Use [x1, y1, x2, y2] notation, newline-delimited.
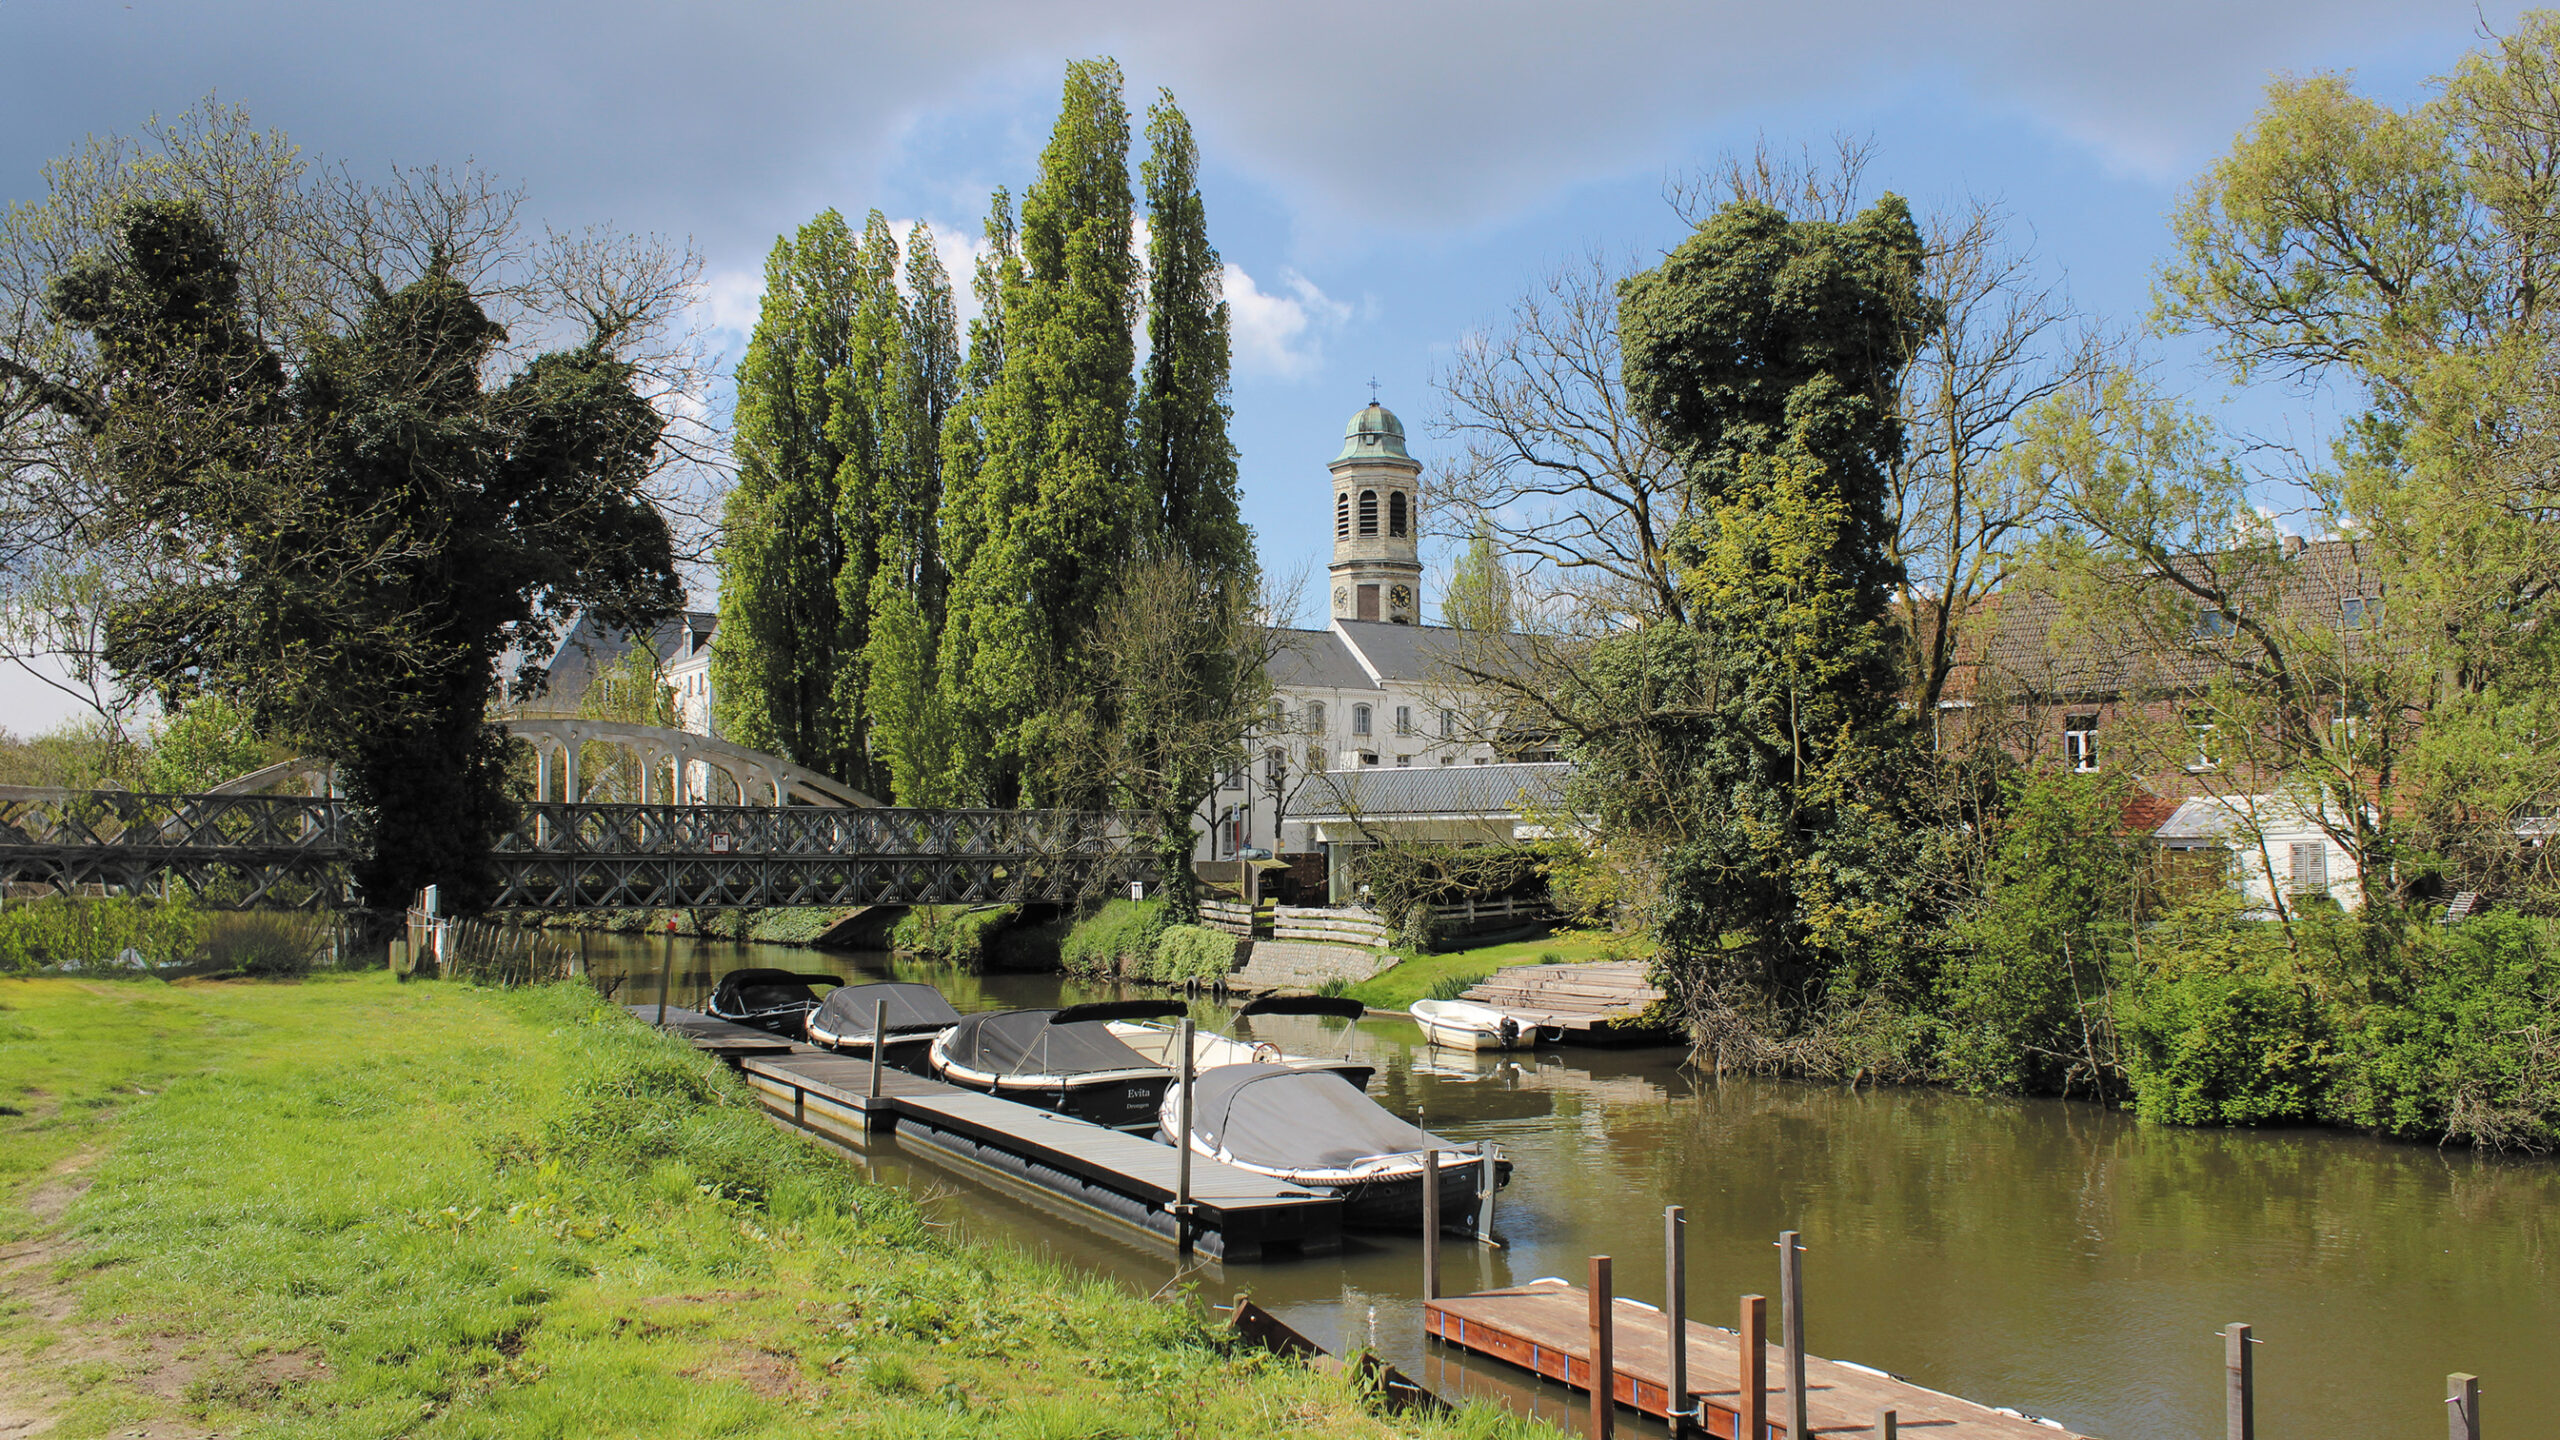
[2154, 792, 2365, 912]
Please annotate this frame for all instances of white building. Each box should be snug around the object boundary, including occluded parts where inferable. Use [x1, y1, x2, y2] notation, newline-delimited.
[2154, 792, 2367, 912]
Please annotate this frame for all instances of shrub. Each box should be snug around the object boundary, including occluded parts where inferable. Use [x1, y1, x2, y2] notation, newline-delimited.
[199, 910, 329, 977]
[890, 905, 1019, 970]
[1400, 901, 1440, 955]
[2328, 912, 2560, 1151]
[1426, 971, 1488, 1002]
[1313, 977, 1352, 999]
[1060, 899, 1167, 977]
[1149, 925, 1239, 985]
[2119, 901, 2330, 1126]
[0, 894, 199, 974]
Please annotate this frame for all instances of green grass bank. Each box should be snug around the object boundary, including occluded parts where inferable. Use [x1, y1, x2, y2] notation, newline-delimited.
[0, 972, 1539, 1439]
[1343, 930, 1639, 1012]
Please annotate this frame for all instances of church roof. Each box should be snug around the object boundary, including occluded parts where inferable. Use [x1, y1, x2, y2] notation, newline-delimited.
[1332, 401, 1414, 464]
[1295, 761, 1575, 822]
[1267, 627, 1375, 690]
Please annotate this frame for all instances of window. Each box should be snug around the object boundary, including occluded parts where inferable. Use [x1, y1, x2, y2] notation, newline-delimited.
[1395, 705, 1412, 735]
[1305, 701, 1326, 735]
[1440, 708, 1456, 738]
[1358, 490, 1378, 536]
[2341, 595, 2382, 630]
[1358, 751, 1379, 766]
[1473, 756, 1489, 765]
[1264, 747, 1286, 785]
[1440, 755, 1456, 766]
[1352, 704, 1372, 736]
[1335, 492, 1349, 539]
[1221, 758, 1243, 790]
[1215, 806, 1235, 858]
[1388, 492, 1407, 537]
[2186, 708, 2220, 770]
[2193, 606, 2238, 639]
[2288, 841, 2329, 895]
[1396, 754, 1412, 767]
[1306, 744, 1327, 774]
[2064, 714, 2099, 773]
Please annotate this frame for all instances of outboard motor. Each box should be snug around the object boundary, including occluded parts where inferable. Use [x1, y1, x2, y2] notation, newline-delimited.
[1499, 1017, 1521, 1047]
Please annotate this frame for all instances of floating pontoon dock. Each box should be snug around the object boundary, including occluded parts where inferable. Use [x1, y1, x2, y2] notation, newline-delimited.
[633, 1006, 1343, 1261]
[1426, 1280, 2088, 1439]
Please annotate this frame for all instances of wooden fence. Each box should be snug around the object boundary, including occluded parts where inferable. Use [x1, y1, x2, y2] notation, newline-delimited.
[1201, 894, 1553, 945]
[402, 907, 577, 987]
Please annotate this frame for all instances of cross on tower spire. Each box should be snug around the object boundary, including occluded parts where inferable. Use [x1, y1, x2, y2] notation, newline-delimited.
[1367, 376, 1380, 403]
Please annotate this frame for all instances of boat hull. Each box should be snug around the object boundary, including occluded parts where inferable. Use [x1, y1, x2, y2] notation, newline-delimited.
[708, 1000, 818, 1038]
[1324, 1157, 1513, 1231]
[934, 1065, 1175, 1132]
[804, 1028, 940, 1073]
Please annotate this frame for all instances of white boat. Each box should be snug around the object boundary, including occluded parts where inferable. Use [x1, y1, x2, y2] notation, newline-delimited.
[1158, 1063, 1510, 1231]
[1106, 995, 1375, 1090]
[1409, 997, 1526, 1050]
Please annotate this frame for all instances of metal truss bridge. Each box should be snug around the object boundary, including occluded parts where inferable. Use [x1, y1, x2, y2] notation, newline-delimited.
[0, 787, 1147, 911]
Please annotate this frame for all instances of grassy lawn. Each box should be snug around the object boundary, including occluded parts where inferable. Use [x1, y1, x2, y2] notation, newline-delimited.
[0, 970, 1540, 1439]
[1346, 929, 1643, 1011]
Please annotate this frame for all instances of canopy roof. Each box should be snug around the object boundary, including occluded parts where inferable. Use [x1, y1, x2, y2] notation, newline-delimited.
[940, 1008, 1162, 1079]
[1187, 1063, 1452, 1170]
[811, 982, 961, 1040]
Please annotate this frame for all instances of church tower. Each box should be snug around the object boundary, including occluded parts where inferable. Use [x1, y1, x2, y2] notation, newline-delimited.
[1329, 401, 1422, 623]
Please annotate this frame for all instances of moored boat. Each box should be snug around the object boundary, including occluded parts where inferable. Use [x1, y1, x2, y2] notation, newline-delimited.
[705, 968, 841, 1037]
[804, 981, 964, 1071]
[1160, 1063, 1510, 1230]
[928, 1001, 1181, 1131]
[1408, 997, 1525, 1050]
[1107, 994, 1375, 1090]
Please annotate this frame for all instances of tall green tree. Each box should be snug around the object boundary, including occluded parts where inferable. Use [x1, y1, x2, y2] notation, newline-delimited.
[713, 212, 861, 774]
[1443, 517, 1517, 632]
[936, 59, 1140, 806]
[50, 199, 678, 908]
[1136, 90, 1250, 582]
[1595, 196, 1937, 1059]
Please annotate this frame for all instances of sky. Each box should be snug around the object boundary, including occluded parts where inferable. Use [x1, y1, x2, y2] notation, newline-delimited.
[0, 0, 2530, 734]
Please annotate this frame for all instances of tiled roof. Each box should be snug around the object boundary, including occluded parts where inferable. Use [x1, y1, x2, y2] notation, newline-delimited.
[1293, 761, 1576, 821]
[1267, 628, 1375, 690]
[1333, 619, 1539, 684]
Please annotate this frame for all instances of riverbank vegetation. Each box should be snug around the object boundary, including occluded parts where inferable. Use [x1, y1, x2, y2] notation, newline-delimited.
[0, 971, 1537, 1438]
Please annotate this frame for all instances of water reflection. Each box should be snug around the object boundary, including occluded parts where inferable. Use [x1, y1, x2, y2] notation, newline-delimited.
[585, 933, 2560, 1440]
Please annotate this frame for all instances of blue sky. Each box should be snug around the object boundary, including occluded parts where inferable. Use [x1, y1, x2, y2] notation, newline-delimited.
[0, 0, 2527, 731]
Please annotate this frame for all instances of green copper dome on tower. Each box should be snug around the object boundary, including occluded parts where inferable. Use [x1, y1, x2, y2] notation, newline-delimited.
[1332, 401, 1413, 463]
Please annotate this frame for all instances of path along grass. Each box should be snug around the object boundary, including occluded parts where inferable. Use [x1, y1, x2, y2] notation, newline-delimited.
[1343, 930, 1641, 1012]
[0, 972, 1543, 1439]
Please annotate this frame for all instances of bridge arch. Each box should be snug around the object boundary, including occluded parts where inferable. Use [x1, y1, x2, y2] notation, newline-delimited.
[207, 721, 878, 809]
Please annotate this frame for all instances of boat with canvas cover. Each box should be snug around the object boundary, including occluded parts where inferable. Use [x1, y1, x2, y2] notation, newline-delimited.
[803, 981, 963, 1070]
[927, 1000, 1181, 1131]
[1106, 994, 1376, 1090]
[705, 968, 842, 1037]
[1160, 1063, 1511, 1230]
[1408, 997, 1526, 1050]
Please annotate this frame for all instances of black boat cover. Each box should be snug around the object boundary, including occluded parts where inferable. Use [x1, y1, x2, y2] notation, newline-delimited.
[1187, 1063, 1450, 1170]
[811, 982, 963, 1040]
[710, 968, 824, 1014]
[1236, 994, 1368, 1020]
[939, 1008, 1160, 1078]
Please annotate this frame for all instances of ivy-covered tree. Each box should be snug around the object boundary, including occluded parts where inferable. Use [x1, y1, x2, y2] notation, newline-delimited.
[48, 198, 678, 908]
[1598, 195, 1938, 1062]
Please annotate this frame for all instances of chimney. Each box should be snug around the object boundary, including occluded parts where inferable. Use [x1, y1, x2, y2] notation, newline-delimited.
[2281, 534, 2306, 559]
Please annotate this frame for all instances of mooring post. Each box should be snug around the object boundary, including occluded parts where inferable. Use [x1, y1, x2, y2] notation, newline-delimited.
[2224, 1324, 2253, 1440]
[2447, 1371, 2479, 1440]
[1780, 1231, 1807, 1440]
[869, 998, 887, 1100]
[1173, 1017, 1195, 1251]
[1588, 1254, 1615, 1440]
[1664, 1206, 1688, 1436]
[1421, 1146, 1442, 1299]
[653, 921, 674, 1027]
[1740, 1294, 1767, 1440]
[1876, 1409, 1899, 1440]
[1477, 1145, 1497, 1240]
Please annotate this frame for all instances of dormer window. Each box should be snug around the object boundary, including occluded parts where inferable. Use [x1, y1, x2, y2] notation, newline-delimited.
[1358, 491, 1378, 536]
[1388, 492, 1408, 537]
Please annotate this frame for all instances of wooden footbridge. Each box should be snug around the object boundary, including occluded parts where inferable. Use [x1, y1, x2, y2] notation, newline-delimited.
[0, 787, 1147, 910]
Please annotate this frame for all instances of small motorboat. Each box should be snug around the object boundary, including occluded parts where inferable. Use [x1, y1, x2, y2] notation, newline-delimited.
[705, 968, 841, 1037]
[1409, 997, 1525, 1050]
[804, 981, 964, 1071]
[1161, 1063, 1511, 1231]
[1107, 994, 1376, 1090]
[928, 1000, 1180, 1131]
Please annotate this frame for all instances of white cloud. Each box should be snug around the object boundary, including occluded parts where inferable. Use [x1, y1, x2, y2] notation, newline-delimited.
[1223, 263, 1351, 381]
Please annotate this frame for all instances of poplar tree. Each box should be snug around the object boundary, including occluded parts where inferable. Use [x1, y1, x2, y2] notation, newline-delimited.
[860, 224, 963, 804]
[935, 59, 1139, 806]
[1443, 518, 1517, 632]
[1136, 90, 1250, 580]
[712, 213, 860, 775]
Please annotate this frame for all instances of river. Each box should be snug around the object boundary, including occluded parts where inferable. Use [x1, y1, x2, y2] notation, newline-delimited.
[581, 932, 2559, 1439]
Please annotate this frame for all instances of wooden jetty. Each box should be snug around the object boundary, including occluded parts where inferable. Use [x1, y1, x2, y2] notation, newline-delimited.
[1460, 962, 1677, 1044]
[1425, 1280, 2086, 1439]
[631, 1007, 1342, 1261]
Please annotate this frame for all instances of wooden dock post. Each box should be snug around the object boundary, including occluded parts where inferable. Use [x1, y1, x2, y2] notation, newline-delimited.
[1588, 1255, 1615, 1440]
[653, 924, 673, 1027]
[1780, 1231, 1807, 1440]
[2224, 1324, 2253, 1440]
[1664, 1206, 1688, 1436]
[1877, 1408, 1898, 1439]
[1174, 1017, 1196, 1251]
[1477, 1145, 1496, 1239]
[1740, 1294, 1767, 1440]
[1421, 1146, 1442, 1299]
[2447, 1372, 2479, 1440]
[869, 1000, 888, 1099]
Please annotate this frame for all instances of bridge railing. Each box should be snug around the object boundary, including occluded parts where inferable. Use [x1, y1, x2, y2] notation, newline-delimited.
[0, 786, 349, 909]
[492, 801, 1140, 860]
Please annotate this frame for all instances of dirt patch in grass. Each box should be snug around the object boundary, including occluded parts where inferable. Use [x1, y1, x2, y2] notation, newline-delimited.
[686, 1341, 805, 1401]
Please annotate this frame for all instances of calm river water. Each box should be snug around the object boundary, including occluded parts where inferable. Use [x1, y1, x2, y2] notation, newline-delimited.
[585, 934, 2558, 1439]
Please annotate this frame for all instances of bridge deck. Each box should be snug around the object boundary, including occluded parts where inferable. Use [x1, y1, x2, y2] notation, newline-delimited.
[634, 1008, 1341, 1261]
